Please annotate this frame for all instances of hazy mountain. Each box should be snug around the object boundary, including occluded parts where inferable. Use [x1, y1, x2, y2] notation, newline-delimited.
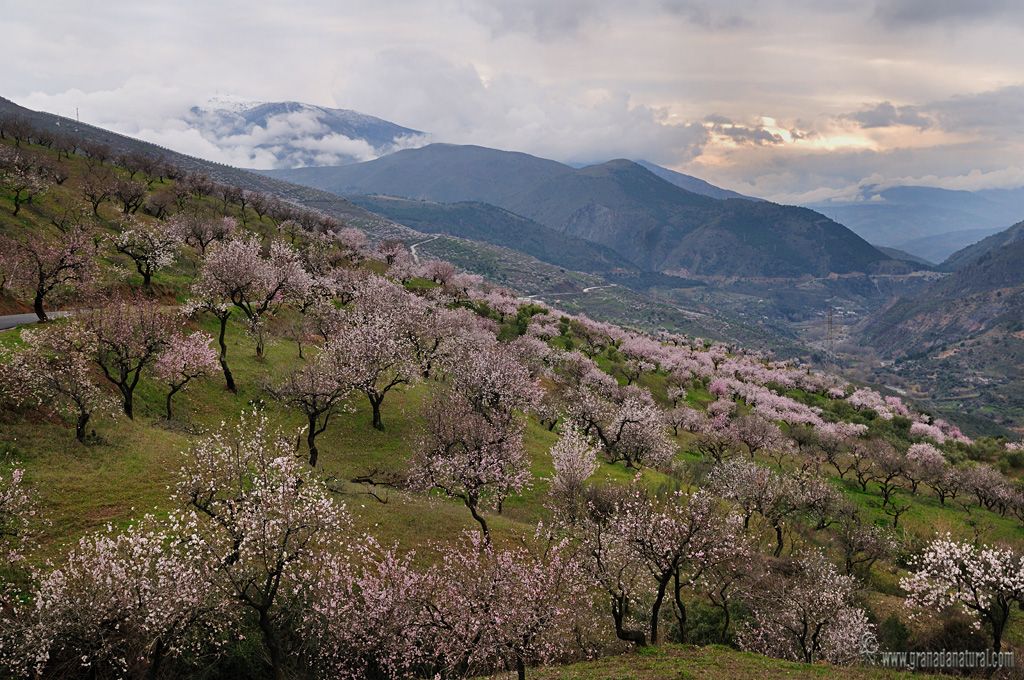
[894, 227, 1006, 265]
[266, 144, 894, 279]
[634, 160, 761, 201]
[185, 99, 426, 169]
[873, 246, 935, 267]
[940, 219, 1024, 271]
[860, 238, 1024, 425]
[808, 185, 1024, 261]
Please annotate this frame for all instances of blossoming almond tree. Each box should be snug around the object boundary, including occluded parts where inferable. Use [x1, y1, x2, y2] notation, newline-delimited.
[325, 309, 418, 432]
[14, 321, 115, 441]
[902, 535, 1024, 652]
[410, 343, 540, 542]
[152, 330, 221, 420]
[738, 552, 872, 664]
[613, 489, 743, 644]
[420, 533, 590, 680]
[297, 538, 425, 679]
[4, 224, 97, 322]
[264, 351, 353, 467]
[174, 411, 351, 680]
[193, 236, 311, 358]
[16, 518, 217, 680]
[110, 215, 182, 289]
[0, 463, 35, 568]
[547, 423, 600, 524]
[85, 298, 174, 419]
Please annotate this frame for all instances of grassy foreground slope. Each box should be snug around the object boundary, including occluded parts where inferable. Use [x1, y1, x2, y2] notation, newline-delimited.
[525, 645, 956, 680]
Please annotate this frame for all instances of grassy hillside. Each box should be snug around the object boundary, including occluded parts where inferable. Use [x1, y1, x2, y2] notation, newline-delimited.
[4, 112, 1024, 680]
[526, 645, 957, 680]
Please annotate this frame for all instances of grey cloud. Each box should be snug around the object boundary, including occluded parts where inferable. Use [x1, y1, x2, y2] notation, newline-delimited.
[704, 117, 786, 146]
[339, 49, 711, 166]
[872, 0, 1024, 28]
[661, 0, 755, 30]
[843, 85, 1024, 134]
[927, 85, 1024, 132]
[845, 101, 932, 129]
[463, 0, 607, 40]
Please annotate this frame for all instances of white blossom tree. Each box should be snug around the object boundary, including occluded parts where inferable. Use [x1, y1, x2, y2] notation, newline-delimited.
[902, 535, 1024, 652]
[738, 552, 872, 664]
[174, 411, 352, 680]
[17, 518, 217, 680]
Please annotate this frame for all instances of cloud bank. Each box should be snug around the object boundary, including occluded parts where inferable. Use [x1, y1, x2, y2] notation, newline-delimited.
[5, 0, 1024, 202]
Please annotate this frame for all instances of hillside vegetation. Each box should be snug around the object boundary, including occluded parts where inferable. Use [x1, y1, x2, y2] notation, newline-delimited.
[1, 118, 1024, 680]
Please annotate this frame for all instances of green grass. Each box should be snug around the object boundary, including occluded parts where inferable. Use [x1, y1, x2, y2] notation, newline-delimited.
[519, 645, 957, 680]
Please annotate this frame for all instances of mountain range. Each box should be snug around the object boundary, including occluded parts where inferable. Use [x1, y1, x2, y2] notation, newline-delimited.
[807, 185, 1024, 263]
[264, 143, 894, 279]
[6, 92, 1024, 432]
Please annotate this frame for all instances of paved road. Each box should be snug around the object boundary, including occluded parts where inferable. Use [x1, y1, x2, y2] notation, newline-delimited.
[0, 311, 70, 332]
[409, 235, 440, 264]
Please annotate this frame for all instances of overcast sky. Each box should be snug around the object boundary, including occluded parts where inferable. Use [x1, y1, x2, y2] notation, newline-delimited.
[6, 0, 1024, 203]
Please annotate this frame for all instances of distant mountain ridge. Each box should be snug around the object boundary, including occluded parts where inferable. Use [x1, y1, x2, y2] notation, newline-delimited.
[940, 219, 1024, 271]
[862, 233, 1024, 362]
[634, 160, 762, 201]
[265, 144, 894, 279]
[808, 185, 1024, 262]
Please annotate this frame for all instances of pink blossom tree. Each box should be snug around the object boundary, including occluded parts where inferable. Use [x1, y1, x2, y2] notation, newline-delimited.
[910, 420, 947, 443]
[709, 457, 838, 556]
[613, 488, 743, 644]
[182, 297, 236, 392]
[264, 351, 353, 467]
[738, 552, 872, 664]
[409, 343, 540, 542]
[14, 321, 114, 441]
[814, 421, 868, 479]
[601, 394, 675, 469]
[84, 297, 174, 419]
[902, 535, 1024, 652]
[401, 297, 468, 379]
[297, 538, 425, 679]
[569, 387, 675, 470]
[5, 224, 97, 322]
[731, 414, 787, 459]
[192, 236, 311, 358]
[153, 330, 221, 420]
[419, 533, 590, 680]
[904, 442, 946, 494]
[832, 503, 898, 575]
[324, 306, 419, 432]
